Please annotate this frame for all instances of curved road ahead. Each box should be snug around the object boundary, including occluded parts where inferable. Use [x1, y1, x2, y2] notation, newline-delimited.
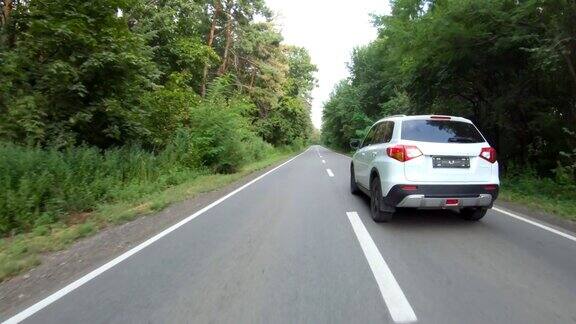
[3, 146, 576, 324]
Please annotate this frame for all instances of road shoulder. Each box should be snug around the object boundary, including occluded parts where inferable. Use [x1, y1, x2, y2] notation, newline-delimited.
[495, 199, 576, 235]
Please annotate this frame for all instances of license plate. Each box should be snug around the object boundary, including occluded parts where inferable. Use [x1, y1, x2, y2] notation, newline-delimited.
[433, 156, 470, 168]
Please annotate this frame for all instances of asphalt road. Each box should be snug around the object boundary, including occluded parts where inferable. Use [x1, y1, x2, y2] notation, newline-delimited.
[3, 146, 576, 324]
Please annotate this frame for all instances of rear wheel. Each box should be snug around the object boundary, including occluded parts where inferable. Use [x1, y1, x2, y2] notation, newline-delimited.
[460, 207, 487, 221]
[370, 177, 394, 222]
[350, 164, 360, 195]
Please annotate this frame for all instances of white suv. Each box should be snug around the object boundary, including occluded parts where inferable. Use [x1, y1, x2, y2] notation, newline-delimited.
[350, 115, 499, 222]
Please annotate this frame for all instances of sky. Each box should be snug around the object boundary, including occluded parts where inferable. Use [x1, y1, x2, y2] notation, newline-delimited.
[265, 0, 391, 129]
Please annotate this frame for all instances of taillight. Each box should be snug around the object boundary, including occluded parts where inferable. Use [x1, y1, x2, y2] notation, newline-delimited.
[479, 147, 497, 163]
[387, 145, 423, 162]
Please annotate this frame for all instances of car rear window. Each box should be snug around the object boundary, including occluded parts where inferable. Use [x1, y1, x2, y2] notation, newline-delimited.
[401, 120, 485, 143]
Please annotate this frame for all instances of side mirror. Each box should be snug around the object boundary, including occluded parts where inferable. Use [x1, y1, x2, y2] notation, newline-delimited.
[350, 138, 361, 150]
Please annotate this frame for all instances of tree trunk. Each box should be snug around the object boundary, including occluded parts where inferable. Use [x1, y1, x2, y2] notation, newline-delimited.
[218, 0, 234, 75]
[2, 0, 16, 47]
[249, 70, 256, 88]
[562, 45, 576, 98]
[560, 39, 576, 125]
[1, 0, 13, 27]
[201, 0, 222, 97]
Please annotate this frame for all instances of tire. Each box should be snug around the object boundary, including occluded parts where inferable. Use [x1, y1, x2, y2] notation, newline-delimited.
[370, 177, 394, 222]
[350, 164, 360, 195]
[460, 208, 487, 221]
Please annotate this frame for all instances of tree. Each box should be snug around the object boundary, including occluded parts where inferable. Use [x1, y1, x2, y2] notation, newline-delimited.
[322, 0, 576, 176]
[0, 0, 315, 149]
[0, 0, 159, 147]
[201, 0, 222, 97]
[128, 0, 218, 92]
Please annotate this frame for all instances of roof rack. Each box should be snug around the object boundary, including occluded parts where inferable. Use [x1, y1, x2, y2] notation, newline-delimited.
[386, 114, 406, 118]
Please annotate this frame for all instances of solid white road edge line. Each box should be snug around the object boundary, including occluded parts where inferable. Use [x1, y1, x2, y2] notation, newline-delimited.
[321, 146, 576, 243]
[2, 148, 311, 324]
[346, 212, 417, 323]
[326, 169, 334, 177]
[493, 207, 576, 243]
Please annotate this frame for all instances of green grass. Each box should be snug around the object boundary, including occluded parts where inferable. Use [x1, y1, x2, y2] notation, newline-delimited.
[0, 129, 276, 236]
[499, 175, 576, 222]
[0, 149, 298, 282]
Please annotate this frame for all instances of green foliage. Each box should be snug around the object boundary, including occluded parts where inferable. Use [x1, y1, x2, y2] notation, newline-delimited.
[554, 128, 576, 184]
[0, 88, 280, 235]
[0, 0, 316, 151]
[0, 141, 201, 235]
[0, 0, 316, 238]
[139, 75, 201, 146]
[186, 99, 273, 173]
[257, 96, 313, 146]
[322, 0, 576, 180]
[322, 81, 373, 149]
[0, 0, 159, 148]
[284, 46, 317, 98]
[501, 166, 576, 220]
[128, 0, 219, 89]
[0, 147, 296, 281]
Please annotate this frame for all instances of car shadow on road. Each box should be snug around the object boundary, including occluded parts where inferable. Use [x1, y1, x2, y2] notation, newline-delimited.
[355, 195, 479, 229]
[390, 209, 471, 227]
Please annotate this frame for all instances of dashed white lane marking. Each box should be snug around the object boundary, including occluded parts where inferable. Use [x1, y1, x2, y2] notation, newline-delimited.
[346, 212, 417, 323]
[493, 207, 576, 243]
[2, 148, 311, 324]
[326, 169, 334, 177]
[322, 160, 326, 164]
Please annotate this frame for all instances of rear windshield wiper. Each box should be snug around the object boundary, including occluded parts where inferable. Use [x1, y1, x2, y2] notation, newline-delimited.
[448, 136, 477, 143]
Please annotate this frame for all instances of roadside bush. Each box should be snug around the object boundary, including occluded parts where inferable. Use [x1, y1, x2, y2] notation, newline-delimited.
[0, 141, 204, 236]
[0, 104, 278, 236]
[553, 128, 576, 184]
[241, 135, 275, 163]
[139, 75, 202, 147]
[501, 165, 576, 219]
[186, 100, 272, 173]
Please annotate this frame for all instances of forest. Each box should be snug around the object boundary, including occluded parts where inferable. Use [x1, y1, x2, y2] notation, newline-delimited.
[322, 0, 575, 216]
[0, 0, 316, 236]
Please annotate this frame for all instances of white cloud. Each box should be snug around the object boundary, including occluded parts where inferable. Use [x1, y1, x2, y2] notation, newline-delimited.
[265, 0, 391, 129]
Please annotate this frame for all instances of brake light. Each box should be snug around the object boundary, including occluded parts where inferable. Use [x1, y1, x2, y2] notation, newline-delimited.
[430, 115, 451, 120]
[387, 145, 423, 162]
[479, 147, 497, 163]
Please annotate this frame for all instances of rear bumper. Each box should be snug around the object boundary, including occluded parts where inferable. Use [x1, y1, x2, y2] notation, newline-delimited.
[383, 184, 499, 209]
